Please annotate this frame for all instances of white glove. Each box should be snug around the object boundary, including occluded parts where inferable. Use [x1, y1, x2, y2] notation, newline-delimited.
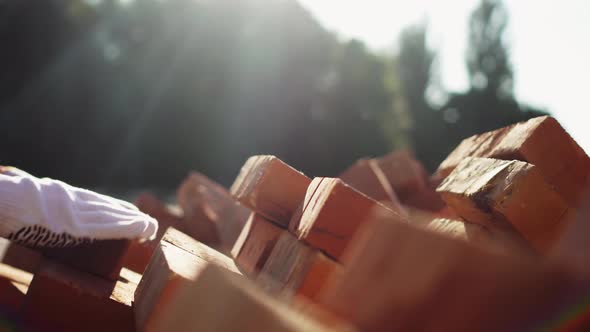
[0, 167, 158, 248]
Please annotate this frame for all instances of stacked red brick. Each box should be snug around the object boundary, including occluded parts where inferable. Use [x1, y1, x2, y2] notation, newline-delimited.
[0, 115, 589, 331]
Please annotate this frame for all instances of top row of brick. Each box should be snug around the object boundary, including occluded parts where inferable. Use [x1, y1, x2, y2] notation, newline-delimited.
[436, 116, 590, 206]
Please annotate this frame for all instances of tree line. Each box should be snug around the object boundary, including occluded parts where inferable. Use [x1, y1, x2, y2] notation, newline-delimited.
[0, 0, 545, 190]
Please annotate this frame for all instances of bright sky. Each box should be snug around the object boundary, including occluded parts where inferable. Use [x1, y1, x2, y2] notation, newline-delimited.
[299, 0, 590, 152]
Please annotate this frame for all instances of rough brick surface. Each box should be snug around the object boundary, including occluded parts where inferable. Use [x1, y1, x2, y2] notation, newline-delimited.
[0, 263, 32, 317]
[376, 150, 428, 199]
[376, 150, 446, 212]
[134, 232, 240, 331]
[318, 216, 589, 332]
[551, 190, 590, 278]
[41, 239, 130, 281]
[231, 213, 283, 276]
[437, 157, 570, 253]
[339, 158, 401, 208]
[0, 239, 42, 274]
[258, 232, 341, 302]
[177, 172, 250, 251]
[437, 116, 590, 205]
[437, 126, 513, 179]
[426, 217, 533, 255]
[22, 261, 137, 332]
[289, 177, 406, 261]
[152, 264, 355, 332]
[122, 193, 184, 274]
[231, 155, 311, 226]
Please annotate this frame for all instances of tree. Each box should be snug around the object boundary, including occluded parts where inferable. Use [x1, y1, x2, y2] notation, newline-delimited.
[397, 23, 444, 169]
[0, 0, 405, 190]
[435, 0, 546, 164]
[399, 0, 547, 171]
[466, 0, 513, 98]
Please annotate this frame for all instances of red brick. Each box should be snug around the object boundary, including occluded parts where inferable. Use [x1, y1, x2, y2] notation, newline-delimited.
[339, 158, 401, 209]
[151, 264, 355, 332]
[437, 116, 590, 205]
[551, 190, 590, 278]
[437, 157, 570, 253]
[425, 218, 533, 255]
[231, 155, 311, 226]
[122, 193, 184, 274]
[400, 182, 447, 212]
[376, 150, 428, 200]
[318, 216, 588, 332]
[134, 233, 240, 331]
[0, 239, 42, 274]
[437, 126, 513, 179]
[177, 172, 250, 253]
[231, 213, 283, 276]
[289, 177, 406, 261]
[258, 232, 342, 302]
[375, 150, 447, 212]
[21, 261, 137, 332]
[0, 263, 32, 316]
[135, 192, 182, 239]
[41, 239, 130, 281]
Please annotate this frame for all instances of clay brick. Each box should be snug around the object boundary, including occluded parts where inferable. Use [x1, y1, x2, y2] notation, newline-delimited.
[21, 261, 137, 332]
[135, 192, 183, 239]
[437, 157, 570, 253]
[437, 116, 590, 205]
[41, 239, 130, 281]
[427, 217, 488, 239]
[339, 158, 401, 208]
[551, 190, 590, 278]
[177, 172, 251, 252]
[289, 178, 406, 261]
[134, 236, 240, 331]
[400, 182, 447, 212]
[426, 218, 533, 255]
[0, 263, 32, 316]
[151, 264, 356, 332]
[258, 232, 342, 302]
[376, 150, 428, 200]
[231, 213, 283, 276]
[318, 216, 588, 332]
[231, 155, 311, 226]
[437, 126, 513, 179]
[122, 193, 185, 274]
[0, 238, 42, 273]
[121, 240, 157, 275]
[375, 150, 447, 212]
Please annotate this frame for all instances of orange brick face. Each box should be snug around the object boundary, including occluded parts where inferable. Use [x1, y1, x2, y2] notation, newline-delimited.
[257, 232, 341, 302]
[177, 172, 251, 253]
[231, 155, 311, 226]
[231, 213, 284, 276]
[339, 158, 401, 207]
[289, 178, 406, 261]
[134, 232, 240, 331]
[41, 239, 130, 281]
[152, 265, 352, 332]
[376, 150, 428, 199]
[21, 261, 136, 332]
[437, 157, 570, 253]
[437, 116, 590, 206]
[318, 216, 585, 332]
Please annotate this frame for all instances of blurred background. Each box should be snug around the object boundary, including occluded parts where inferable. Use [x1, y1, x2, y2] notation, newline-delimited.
[0, 0, 587, 195]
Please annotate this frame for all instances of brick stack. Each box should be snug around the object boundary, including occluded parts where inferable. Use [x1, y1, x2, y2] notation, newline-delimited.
[1, 115, 590, 331]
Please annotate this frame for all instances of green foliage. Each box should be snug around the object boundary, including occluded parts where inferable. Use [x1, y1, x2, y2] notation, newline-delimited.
[396, 23, 443, 168]
[0, 0, 404, 188]
[467, 0, 513, 97]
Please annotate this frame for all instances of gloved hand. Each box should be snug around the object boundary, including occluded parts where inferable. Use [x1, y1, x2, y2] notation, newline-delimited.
[0, 166, 158, 248]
